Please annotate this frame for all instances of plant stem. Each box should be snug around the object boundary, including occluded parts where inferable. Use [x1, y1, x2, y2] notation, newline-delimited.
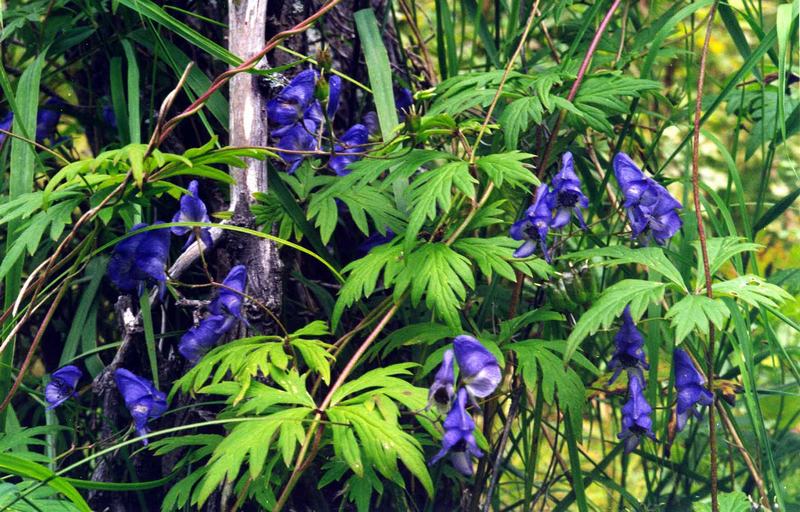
[537, 0, 624, 180]
[690, 2, 720, 511]
[272, 302, 401, 511]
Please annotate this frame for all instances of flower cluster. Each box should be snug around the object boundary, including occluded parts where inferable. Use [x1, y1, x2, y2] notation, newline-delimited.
[428, 335, 501, 476]
[45, 365, 168, 446]
[178, 265, 248, 363]
[609, 308, 655, 453]
[510, 152, 588, 262]
[613, 152, 683, 245]
[511, 152, 683, 263]
[107, 222, 171, 298]
[267, 68, 414, 175]
[609, 311, 715, 452]
[617, 371, 656, 453]
[108, 181, 218, 298]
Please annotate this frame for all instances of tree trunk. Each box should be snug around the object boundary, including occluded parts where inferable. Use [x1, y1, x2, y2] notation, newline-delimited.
[228, 0, 283, 324]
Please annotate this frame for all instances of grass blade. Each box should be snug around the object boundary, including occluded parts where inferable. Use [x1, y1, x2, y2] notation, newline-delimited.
[354, 9, 399, 140]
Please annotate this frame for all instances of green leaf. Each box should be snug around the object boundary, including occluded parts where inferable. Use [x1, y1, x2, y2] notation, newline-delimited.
[404, 161, 474, 251]
[354, 9, 399, 140]
[694, 237, 762, 286]
[117, 0, 240, 65]
[499, 96, 544, 149]
[197, 408, 313, 505]
[291, 338, 334, 385]
[712, 275, 793, 309]
[475, 151, 539, 189]
[453, 237, 517, 281]
[0, 454, 91, 512]
[395, 243, 475, 328]
[693, 491, 752, 512]
[665, 295, 730, 343]
[565, 245, 686, 291]
[332, 242, 405, 329]
[752, 187, 800, 234]
[327, 405, 433, 496]
[564, 280, 667, 363]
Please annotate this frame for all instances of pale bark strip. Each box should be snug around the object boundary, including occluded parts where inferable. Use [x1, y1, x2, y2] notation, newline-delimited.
[228, 0, 282, 315]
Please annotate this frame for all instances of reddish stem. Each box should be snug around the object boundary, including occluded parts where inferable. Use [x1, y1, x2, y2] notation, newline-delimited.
[537, 0, 624, 179]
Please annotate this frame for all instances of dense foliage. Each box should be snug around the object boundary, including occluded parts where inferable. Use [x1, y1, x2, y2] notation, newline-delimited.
[0, 0, 798, 511]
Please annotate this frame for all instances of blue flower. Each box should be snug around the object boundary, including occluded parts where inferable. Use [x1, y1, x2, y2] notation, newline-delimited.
[267, 69, 318, 128]
[36, 98, 62, 142]
[273, 119, 319, 173]
[209, 265, 248, 330]
[107, 222, 171, 298]
[613, 152, 683, 245]
[673, 348, 714, 433]
[327, 75, 342, 119]
[549, 152, 588, 229]
[171, 180, 213, 250]
[428, 349, 455, 414]
[329, 124, 369, 176]
[0, 98, 63, 147]
[607, 306, 649, 385]
[0, 112, 13, 147]
[509, 186, 553, 261]
[178, 314, 230, 364]
[453, 335, 501, 401]
[45, 365, 82, 410]
[102, 105, 117, 129]
[358, 228, 395, 254]
[395, 87, 413, 118]
[510, 152, 589, 262]
[617, 372, 656, 453]
[429, 388, 483, 476]
[113, 368, 168, 445]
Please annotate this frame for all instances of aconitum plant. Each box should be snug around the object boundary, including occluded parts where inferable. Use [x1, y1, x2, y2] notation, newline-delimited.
[5, 4, 796, 512]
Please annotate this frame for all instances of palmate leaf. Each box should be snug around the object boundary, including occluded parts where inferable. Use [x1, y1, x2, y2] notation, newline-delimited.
[475, 151, 539, 189]
[196, 408, 313, 506]
[395, 243, 475, 328]
[565, 74, 661, 134]
[565, 245, 687, 291]
[564, 280, 667, 363]
[665, 295, 730, 343]
[332, 242, 405, 329]
[712, 275, 793, 309]
[499, 96, 544, 149]
[511, 341, 587, 437]
[330, 363, 418, 406]
[453, 237, 517, 281]
[404, 161, 475, 250]
[326, 405, 433, 497]
[693, 237, 762, 286]
[339, 187, 406, 237]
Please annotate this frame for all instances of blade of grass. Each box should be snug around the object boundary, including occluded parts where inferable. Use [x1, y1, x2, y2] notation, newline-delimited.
[110, 56, 131, 143]
[726, 299, 787, 509]
[121, 39, 141, 144]
[1, 53, 45, 426]
[564, 412, 588, 512]
[116, 0, 241, 65]
[59, 257, 106, 367]
[138, 292, 159, 388]
[659, 25, 778, 172]
[354, 9, 399, 140]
